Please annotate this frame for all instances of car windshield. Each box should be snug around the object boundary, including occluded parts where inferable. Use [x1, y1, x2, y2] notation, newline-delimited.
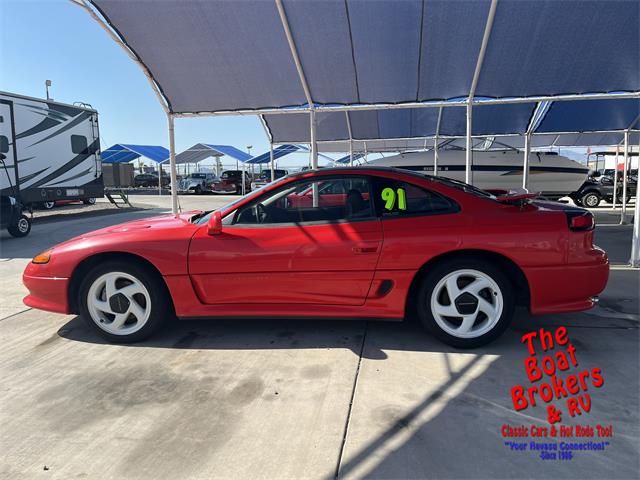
[221, 171, 241, 179]
[258, 170, 286, 180]
[188, 173, 207, 179]
[191, 176, 290, 225]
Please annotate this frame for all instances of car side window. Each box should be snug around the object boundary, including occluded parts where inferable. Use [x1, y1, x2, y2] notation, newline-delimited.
[233, 176, 374, 226]
[372, 177, 458, 218]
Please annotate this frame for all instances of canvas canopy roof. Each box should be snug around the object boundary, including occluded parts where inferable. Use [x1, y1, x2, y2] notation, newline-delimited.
[174, 144, 252, 165]
[86, 0, 638, 114]
[101, 144, 169, 164]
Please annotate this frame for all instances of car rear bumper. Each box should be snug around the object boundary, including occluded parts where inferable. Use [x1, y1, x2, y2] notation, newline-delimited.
[22, 274, 70, 314]
[527, 253, 609, 315]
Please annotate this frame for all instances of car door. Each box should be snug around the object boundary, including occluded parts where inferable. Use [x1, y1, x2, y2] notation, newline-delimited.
[188, 175, 382, 306]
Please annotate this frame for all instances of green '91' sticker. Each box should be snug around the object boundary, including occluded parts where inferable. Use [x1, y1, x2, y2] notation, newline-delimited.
[381, 187, 407, 210]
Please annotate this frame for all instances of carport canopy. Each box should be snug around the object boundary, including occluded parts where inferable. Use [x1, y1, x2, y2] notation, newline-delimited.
[101, 144, 169, 164]
[174, 143, 252, 165]
[245, 144, 301, 164]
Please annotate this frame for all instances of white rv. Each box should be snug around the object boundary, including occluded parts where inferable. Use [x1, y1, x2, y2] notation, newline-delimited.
[0, 91, 103, 208]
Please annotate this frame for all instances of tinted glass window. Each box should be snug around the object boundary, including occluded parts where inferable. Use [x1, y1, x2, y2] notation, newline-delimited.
[71, 135, 88, 154]
[0, 135, 8, 153]
[234, 176, 373, 225]
[372, 178, 457, 217]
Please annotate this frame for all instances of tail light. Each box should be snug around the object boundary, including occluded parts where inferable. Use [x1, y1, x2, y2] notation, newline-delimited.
[565, 211, 594, 231]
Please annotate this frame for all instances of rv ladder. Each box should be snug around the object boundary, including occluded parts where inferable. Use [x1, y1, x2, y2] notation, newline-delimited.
[105, 190, 132, 208]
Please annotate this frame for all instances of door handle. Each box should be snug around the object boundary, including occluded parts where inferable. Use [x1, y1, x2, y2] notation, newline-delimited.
[352, 244, 379, 254]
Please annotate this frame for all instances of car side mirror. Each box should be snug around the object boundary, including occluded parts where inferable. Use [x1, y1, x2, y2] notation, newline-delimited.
[207, 210, 223, 235]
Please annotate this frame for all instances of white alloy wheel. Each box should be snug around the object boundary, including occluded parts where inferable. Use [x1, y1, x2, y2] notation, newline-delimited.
[17, 217, 30, 233]
[430, 269, 503, 339]
[43, 201, 55, 209]
[86, 271, 151, 336]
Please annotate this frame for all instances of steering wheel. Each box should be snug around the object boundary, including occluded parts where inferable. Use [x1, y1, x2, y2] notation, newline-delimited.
[254, 203, 267, 223]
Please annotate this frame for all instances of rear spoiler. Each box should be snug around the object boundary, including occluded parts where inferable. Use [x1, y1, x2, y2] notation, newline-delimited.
[494, 192, 542, 204]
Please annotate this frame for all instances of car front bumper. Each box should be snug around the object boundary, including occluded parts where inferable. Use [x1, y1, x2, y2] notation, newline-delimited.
[23, 273, 70, 314]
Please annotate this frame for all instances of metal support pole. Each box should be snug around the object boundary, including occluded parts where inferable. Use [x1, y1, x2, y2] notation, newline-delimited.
[270, 143, 275, 181]
[167, 113, 178, 215]
[621, 130, 629, 224]
[310, 110, 318, 169]
[631, 137, 640, 267]
[310, 110, 319, 206]
[465, 102, 473, 184]
[349, 140, 354, 167]
[522, 133, 531, 190]
[434, 107, 443, 176]
[158, 163, 162, 196]
[613, 145, 619, 209]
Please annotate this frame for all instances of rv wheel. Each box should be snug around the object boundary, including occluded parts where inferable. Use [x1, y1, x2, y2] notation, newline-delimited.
[581, 192, 601, 208]
[8, 215, 31, 238]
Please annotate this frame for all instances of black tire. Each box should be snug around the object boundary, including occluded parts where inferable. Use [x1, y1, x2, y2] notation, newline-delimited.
[415, 259, 515, 349]
[8, 214, 31, 238]
[79, 261, 172, 343]
[194, 185, 202, 195]
[83, 197, 96, 205]
[581, 191, 601, 208]
[42, 201, 55, 210]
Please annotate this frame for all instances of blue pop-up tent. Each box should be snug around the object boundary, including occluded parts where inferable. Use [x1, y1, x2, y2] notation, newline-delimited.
[101, 144, 169, 164]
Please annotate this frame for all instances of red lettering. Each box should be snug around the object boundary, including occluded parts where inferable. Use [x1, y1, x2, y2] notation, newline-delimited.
[542, 356, 556, 376]
[579, 394, 592, 413]
[567, 343, 578, 367]
[527, 386, 538, 407]
[579, 370, 590, 391]
[552, 375, 568, 398]
[539, 328, 554, 352]
[591, 368, 604, 388]
[555, 351, 569, 370]
[566, 375, 579, 394]
[555, 326, 568, 345]
[511, 386, 528, 411]
[521, 331, 537, 355]
[539, 383, 553, 402]
[567, 397, 580, 416]
[525, 357, 542, 382]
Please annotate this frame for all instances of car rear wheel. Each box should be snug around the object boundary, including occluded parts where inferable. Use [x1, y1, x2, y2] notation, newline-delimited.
[42, 201, 55, 210]
[416, 259, 514, 348]
[581, 191, 601, 208]
[79, 261, 171, 343]
[83, 197, 96, 205]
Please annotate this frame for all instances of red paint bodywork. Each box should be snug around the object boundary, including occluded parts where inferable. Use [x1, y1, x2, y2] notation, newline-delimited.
[23, 168, 609, 321]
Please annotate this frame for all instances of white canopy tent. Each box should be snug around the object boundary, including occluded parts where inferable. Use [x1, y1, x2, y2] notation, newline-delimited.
[73, 0, 640, 265]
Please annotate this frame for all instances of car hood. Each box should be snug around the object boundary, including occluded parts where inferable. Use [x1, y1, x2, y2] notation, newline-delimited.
[81, 211, 201, 238]
[48, 212, 203, 253]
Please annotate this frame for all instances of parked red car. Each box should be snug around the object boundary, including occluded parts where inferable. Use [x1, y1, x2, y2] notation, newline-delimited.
[210, 170, 252, 194]
[23, 167, 608, 348]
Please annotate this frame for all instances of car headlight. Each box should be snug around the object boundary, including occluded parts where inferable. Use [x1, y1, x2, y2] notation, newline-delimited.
[32, 249, 52, 264]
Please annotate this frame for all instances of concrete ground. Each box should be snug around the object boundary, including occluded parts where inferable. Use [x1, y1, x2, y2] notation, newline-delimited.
[0, 197, 638, 479]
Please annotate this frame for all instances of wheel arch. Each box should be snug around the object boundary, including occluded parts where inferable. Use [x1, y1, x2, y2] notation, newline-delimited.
[404, 249, 531, 318]
[67, 251, 174, 314]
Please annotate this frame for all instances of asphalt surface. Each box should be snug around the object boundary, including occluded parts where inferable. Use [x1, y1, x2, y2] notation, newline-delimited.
[0, 196, 638, 479]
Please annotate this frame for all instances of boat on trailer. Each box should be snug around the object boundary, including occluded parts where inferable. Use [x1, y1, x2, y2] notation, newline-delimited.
[366, 149, 589, 200]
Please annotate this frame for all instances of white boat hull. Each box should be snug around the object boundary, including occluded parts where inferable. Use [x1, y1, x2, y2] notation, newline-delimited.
[367, 150, 589, 197]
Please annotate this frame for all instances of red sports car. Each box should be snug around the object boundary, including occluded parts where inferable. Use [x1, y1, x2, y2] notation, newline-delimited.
[23, 167, 608, 348]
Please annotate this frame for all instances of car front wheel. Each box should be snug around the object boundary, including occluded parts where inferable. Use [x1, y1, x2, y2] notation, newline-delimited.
[416, 259, 514, 348]
[79, 261, 171, 343]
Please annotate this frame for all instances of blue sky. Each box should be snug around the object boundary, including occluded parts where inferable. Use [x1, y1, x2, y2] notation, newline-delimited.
[0, 0, 307, 167]
[1, 0, 587, 168]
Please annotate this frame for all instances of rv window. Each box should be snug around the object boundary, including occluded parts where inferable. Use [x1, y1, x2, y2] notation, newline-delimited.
[0, 136, 8, 153]
[71, 135, 88, 154]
